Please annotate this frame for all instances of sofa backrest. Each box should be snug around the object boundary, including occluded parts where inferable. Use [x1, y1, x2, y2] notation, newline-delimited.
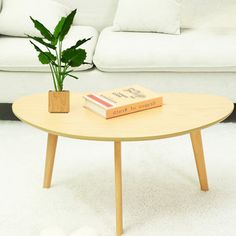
[56, 0, 118, 31]
[57, 0, 236, 31]
[181, 0, 236, 28]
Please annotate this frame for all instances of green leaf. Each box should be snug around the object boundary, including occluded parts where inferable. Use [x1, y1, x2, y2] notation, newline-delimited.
[60, 70, 74, 75]
[29, 40, 42, 53]
[38, 52, 56, 64]
[27, 35, 56, 49]
[60, 70, 78, 80]
[67, 37, 92, 50]
[61, 48, 77, 63]
[53, 16, 66, 44]
[45, 52, 56, 61]
[38, 53, 51, 64]
[30, 41, 56, 65]
[61, 48, 87, 67]
[59, 9, 77, 41]
[69, 49, 86, 67]
[30, 16, 54, 41]
[67, 74, 79, 79]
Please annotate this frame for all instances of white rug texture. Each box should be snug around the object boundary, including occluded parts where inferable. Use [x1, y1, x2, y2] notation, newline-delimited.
[0, 121, 236, 236]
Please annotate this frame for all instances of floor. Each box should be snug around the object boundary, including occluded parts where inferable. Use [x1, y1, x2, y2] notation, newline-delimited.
[1, 121, 236, 236]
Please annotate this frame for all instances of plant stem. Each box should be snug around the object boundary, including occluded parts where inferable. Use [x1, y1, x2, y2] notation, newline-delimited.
[62, 64, 69, 83]
[46, 46, 58, 91]
[54, 41, 63, 91]
[49, 64, 58, 91]
[59, 41, 63, 90]
[55, 49, 61, 91]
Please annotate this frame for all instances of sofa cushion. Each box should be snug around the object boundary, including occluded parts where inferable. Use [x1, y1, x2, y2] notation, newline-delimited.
[113, 0, 180, 35]
[0, 26, 98, 72]
[93, 27, 236, 72]
[0, 0, 70, 37]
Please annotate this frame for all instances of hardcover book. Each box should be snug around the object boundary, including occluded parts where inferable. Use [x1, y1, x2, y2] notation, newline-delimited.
[83, 85, 163, 119]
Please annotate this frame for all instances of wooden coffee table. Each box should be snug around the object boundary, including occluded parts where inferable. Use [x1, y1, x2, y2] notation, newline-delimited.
[13, 93, 233, 236]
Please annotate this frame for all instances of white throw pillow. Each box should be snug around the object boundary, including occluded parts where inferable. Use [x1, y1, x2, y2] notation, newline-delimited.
[113, 0, 181, 34]
[0, 0, 70, 37]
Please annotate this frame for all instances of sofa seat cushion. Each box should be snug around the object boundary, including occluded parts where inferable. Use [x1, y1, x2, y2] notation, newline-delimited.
[0, 26, 98, 72]
[93, 27, 236, 72]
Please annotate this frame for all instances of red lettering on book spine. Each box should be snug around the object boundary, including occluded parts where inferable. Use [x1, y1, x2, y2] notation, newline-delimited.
[87, 94, 113, 108]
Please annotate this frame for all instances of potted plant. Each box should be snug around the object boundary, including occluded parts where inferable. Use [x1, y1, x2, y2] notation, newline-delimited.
[27, 9, 91, 113]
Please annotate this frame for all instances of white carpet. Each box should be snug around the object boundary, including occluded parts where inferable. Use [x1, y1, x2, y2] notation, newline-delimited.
[1, 121, 236, 236]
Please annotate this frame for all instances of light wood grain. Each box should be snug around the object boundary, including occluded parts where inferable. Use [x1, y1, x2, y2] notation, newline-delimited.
[12, 92, 232, 236]
[190, 130, 209, 191]
[43, 133, 58, 188]
[114, 141, 123, 236]
[48, 91, 69, 113]
[12, 93, 233, 142]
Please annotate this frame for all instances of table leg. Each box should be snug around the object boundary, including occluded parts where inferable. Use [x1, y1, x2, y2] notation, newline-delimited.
[43, 133, 58, 188]
[190, 130, 209, 191]
[114, 141, 123, 236]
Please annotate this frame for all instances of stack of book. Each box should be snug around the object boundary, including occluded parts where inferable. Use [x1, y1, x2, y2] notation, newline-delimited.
[83, 85, 163, 119]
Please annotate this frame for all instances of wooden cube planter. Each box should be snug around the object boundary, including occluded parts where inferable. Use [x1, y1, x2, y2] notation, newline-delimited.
[48, 90, 70, 113]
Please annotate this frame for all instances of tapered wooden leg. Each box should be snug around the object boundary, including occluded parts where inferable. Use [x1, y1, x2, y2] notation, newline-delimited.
[114, 141, 123, 236]
[190, 130, 209, 191]
[43, 133, 58, 188]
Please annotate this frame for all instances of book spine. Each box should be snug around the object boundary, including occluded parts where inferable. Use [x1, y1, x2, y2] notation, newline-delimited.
[106, 97, 163, 119]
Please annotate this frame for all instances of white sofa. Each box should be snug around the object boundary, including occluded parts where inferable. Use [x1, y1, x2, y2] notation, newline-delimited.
[1, 0, 236, 103]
